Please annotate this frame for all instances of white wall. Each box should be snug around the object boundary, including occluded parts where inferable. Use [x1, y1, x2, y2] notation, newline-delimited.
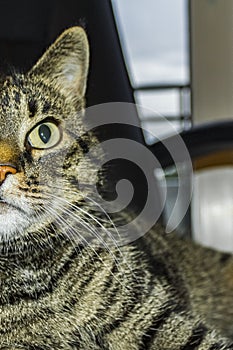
[191, 0, 233, 123]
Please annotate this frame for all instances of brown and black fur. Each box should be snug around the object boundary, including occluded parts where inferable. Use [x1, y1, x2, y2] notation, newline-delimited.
[0, 27, 233, 349]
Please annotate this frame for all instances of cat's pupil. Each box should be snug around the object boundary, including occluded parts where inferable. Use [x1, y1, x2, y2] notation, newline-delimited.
[39, 124, 51, 144]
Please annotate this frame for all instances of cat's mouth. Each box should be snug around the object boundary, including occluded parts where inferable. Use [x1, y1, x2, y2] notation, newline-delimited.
[0, 198, 9, 204]
[0, 195, 33, 239]
[0, 198, 10, 206]
[0, 197, 27, 215]
[0, 198, 17, 213]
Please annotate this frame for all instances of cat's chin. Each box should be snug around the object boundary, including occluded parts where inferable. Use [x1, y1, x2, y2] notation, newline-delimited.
[0, 203, 30, 240]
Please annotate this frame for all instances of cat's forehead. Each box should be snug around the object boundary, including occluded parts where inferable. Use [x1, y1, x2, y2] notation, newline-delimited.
[1, 74, 59, 107]
[0, 74, 65, 129]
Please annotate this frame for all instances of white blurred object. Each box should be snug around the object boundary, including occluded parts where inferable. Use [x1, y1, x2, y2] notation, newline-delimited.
[192, 167, 233, 252]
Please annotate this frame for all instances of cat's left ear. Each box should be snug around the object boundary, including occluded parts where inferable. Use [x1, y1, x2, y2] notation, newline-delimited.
[29, 27, 89, 100]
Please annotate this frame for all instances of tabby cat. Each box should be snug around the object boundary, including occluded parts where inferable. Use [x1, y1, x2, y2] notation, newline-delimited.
[0, 26, 233, 350]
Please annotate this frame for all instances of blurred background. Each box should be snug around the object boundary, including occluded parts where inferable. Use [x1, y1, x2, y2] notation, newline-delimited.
[0, 0, 232, 251]
[112, 0, 233, 250]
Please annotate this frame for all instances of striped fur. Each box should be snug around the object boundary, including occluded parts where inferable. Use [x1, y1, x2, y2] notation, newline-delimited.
[0, 27, 233, 349]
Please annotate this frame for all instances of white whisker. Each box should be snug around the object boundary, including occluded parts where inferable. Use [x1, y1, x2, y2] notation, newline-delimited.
[45, 205, 127, 287]
[43, 187, 137, 279]
[47, 188, 122, 249]
[46, 198, 123, 269]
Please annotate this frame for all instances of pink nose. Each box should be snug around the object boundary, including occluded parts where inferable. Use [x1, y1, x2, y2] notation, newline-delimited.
[0, 165, 17, 183]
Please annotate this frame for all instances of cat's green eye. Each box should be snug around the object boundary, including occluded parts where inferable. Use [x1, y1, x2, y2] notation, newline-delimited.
[27, 122, 61, 149]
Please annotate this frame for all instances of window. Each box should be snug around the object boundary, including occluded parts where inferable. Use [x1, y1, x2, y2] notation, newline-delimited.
[112, 0, 191, 143]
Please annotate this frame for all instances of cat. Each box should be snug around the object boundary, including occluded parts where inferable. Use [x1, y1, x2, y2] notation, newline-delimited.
[0, 26, 233, 349]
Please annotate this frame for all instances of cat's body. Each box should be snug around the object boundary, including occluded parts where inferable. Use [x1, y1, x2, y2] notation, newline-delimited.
[0, 27, 233, 349]
[2, 226, 233, 350]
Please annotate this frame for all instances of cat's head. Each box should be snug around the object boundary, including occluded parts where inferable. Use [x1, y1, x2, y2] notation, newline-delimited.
[0, 27, 94, 244]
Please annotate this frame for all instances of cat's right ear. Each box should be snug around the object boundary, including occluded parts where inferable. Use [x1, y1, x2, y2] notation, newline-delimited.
[29, 27, 89, 101]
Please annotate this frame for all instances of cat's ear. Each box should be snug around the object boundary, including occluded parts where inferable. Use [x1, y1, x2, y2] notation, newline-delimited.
[29, 27, 89, 100]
